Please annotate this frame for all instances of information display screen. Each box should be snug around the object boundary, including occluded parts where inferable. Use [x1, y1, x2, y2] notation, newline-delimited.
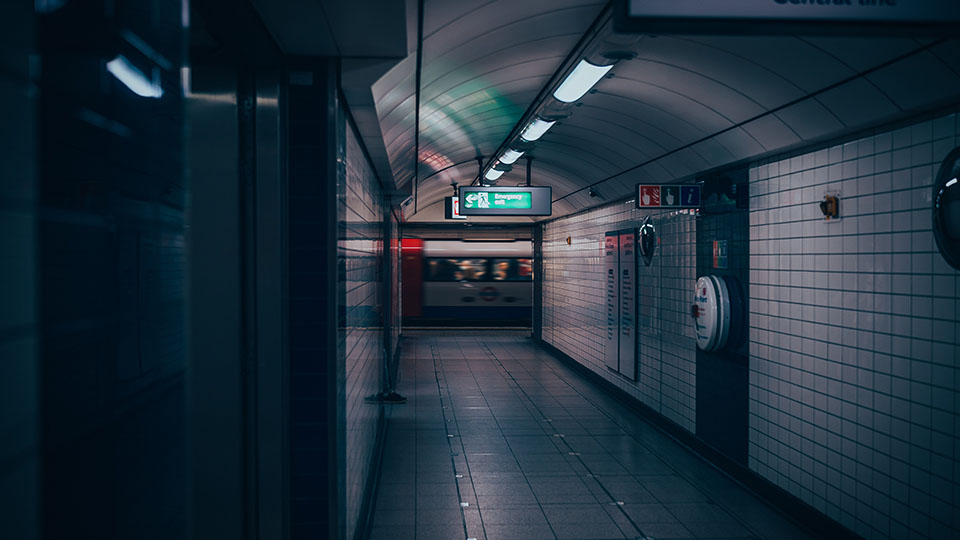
[459, 186, 552, 216]
[615, 0, 960, 34]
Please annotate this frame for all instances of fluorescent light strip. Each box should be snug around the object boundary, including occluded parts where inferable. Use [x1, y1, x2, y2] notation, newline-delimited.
[106, 55, 163, 98]
[485, 169, 505, 181]
[499, 149, 524, 165]
[520, 117, 555, 142]
[947, 178, 958, 188]
[553, 59, 613, 103]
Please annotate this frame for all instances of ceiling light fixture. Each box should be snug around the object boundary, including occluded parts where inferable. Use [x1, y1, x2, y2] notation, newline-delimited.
[499, 149, 524, 165]
[106, 55, 163, 98]
[484, 168, 505, 181]
[520, 117, 556, 142]
[553, 59, 613, 103]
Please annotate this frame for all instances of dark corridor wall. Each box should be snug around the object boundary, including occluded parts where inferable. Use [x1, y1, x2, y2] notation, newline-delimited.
[343, 112, 386, 540]
[36, 3, 187, 539]
[0, 3, 39, 539]
[287, 62, 395, 540]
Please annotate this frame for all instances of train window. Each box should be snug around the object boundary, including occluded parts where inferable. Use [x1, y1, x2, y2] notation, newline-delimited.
[426, 257, 531, 281]
[427, 259, 458, 281]
[490, 258, 533, 281]
[455, 259, 488, 281]
[517, 258, 532, 280]
[491, 259, 512, 281]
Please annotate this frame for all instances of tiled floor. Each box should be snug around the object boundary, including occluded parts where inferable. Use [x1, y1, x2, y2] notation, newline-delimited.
[369, 331, 815, 540]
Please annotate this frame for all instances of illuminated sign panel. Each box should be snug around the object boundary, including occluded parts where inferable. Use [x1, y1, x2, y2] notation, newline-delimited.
[636, 184, 700, 209]
[615, 0, 960, 34]
[444, 196, 467, 220]
[464, 192, 532, 210]
[459, 186, 552, 216]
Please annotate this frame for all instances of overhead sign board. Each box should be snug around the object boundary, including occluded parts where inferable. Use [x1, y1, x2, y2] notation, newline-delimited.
[444, 196, 467, 220]
[614, 0, 960, 35]
[637, 184, 700, 209]
[459, 186, 552, 216]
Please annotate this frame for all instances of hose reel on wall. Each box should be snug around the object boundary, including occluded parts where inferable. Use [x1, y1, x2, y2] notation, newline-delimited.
[638, 215, 656, 266]
[693, 274, 746, 352]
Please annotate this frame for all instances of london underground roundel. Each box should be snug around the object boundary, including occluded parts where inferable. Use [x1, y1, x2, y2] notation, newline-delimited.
[694, 276, 731, 352]
[479, 287, 499, 301]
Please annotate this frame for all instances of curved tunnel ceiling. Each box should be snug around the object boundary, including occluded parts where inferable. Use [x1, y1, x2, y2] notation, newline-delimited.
[371, 0, 960, 222]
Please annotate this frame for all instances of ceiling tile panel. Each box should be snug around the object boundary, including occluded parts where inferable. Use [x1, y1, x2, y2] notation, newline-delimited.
[866, 51, 960, 111]
[741, 113, 803, 152]
[711, 127, 767, 162]
[683, 35, 856, 93]
[614, 58, 767, 123]
[774, 99, 846, 142]
[816, 77, 901, 128]
[798, 36, 922, 71]
[635, 36, 807, 108]
[368, 0, 952, 222]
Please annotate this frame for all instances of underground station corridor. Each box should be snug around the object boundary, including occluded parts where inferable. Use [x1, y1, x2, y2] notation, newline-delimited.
[369, 331, 813, 540]
[3, 1, 960, 540]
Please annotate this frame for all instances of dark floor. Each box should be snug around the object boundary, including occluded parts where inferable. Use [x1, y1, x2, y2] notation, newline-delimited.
[369, 331, 814, 540]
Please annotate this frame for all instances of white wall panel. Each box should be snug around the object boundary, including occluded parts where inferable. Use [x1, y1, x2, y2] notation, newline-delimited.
[542, 109, 960, 540]
[542, 202, 698, 432]
[748, 112, 960, 540]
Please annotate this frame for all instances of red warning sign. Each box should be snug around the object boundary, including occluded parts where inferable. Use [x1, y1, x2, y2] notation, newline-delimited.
[638, 185, 661, 207]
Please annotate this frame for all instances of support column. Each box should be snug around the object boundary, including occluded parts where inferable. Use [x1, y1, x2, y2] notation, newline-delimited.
[0, 4, 38, 539]
[533, 224, 544, 341]
[286, 58, 345, 540]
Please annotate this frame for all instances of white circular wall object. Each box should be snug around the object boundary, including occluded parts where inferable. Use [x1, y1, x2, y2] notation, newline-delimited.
[695, 275, 731, 352]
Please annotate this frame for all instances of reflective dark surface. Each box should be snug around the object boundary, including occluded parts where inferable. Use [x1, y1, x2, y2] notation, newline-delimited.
[638, 216, 656, 266]
[933, 147, 960, 270]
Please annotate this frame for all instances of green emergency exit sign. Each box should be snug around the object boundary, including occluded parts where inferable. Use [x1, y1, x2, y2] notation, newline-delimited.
[458, 186, 552, 216]
[462, 191, 532, 210]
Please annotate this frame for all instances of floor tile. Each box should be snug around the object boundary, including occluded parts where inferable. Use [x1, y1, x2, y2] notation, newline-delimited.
[368, 332, 815, 540]
[482, 522, 555, 540]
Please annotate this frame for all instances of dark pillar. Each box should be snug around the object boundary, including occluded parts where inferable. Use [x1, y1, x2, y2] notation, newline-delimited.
[287, 59, 345, 540]
[533, 224, 544, 340]
[186, 3, 287, 538]
[0, 3, 39, 539]
[36, 3, 188, 538]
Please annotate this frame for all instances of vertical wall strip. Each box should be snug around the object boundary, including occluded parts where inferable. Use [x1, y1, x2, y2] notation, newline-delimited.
[412, 0, 424, 214]
[327, 59, 348, 540]
[237, 66, 259, 540]
[532, 224, 543, 341]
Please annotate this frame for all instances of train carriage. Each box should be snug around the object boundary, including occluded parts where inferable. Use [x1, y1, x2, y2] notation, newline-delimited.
[402, 240, 533, 325]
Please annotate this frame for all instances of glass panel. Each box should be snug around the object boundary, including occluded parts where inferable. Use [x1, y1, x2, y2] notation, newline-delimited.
[454, 259, 488, 281]
[516, 259, 533, 280]
[426, 258, 459, 281]
[491, 259, 512, 281]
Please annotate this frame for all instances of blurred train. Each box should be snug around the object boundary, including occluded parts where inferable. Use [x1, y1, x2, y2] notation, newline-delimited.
[401, 240, 532, 326]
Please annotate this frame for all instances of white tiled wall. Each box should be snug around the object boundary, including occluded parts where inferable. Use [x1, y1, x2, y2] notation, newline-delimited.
[543, 111, 960, 539]
[343, 124, 384, 540]
[748, 113, 960, 540]
[542, 202, 698, 432]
